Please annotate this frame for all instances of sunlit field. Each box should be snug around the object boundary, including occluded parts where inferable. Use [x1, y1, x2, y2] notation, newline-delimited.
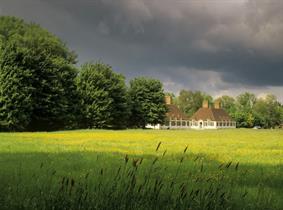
[0, 129, 282, 210]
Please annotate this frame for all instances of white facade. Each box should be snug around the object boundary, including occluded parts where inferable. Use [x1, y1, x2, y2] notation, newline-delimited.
[190, 120, 236, 129]
[145, 124, 161, 129]
[146, 97, 236, 130]
[146, 119, 236, 130]
[161, 117, 191, 129]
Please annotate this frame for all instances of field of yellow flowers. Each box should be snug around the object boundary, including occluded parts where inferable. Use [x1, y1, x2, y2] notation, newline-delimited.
[0, 129, 282, 209]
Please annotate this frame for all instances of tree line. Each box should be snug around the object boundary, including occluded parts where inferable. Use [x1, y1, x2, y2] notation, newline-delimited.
[175, 90, 283, 128]
[0, 16, 166, 131]
[0, 16, 282, 131]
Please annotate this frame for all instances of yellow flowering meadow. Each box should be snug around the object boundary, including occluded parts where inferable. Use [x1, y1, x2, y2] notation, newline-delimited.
[1, 129, 282, 165]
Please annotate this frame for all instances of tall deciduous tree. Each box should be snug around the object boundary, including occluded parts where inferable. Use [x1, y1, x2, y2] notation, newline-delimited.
[234, 92, 257, 128]
[128, 77, 167, 128]
[77, 62, 129, 129]
[216, 95, 236, 116]
[0, 16, 78, 131]
[253, 95, 283, 128]
[177, 90, 212, 117]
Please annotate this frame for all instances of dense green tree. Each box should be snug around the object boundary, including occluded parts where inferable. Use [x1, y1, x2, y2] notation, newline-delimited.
[217, 93, 282, 128]
[234, 92, 257, 128]
[77, 62, 129, 129]
[253, 95, 283, 128]
[177, 90, 212, 117]
[237, 92, 257, 110]
[128, 77, 167, 128]
[0, 16, 78, 131]
[216, 95, 236, 116]
[280, 104, 283, 126]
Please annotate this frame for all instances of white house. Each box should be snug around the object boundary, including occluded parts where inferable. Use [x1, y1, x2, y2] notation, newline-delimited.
[147, 96, 236, 130]
[190, 100, 236, 129]
[146, 95, 191, 129]
[161, 96, 191, 129]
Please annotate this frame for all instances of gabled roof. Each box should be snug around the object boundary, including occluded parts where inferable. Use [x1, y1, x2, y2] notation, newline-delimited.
[191, 108, 232, 121]
[166, 104, 189, 120]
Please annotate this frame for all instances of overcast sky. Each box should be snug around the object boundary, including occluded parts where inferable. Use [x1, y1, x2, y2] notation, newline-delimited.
[1, 0, 283, 101]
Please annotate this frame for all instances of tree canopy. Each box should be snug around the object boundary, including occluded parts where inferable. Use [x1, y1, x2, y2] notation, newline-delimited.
[0, 16, 78, 131]
[77, 62, 129, 129]
[253, 95, 283, 128]
[128, 77, 167, 128]
[177, 90, 213, 117]
[174, 90, 283, 128]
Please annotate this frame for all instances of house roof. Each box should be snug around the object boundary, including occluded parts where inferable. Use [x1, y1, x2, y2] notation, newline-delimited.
[166, 104, 189, 120]
[191, 107, 233, 121]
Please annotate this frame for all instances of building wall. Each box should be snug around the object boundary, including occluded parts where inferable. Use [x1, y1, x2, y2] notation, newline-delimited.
[145, 124, 161, 129]
[190, 120, 217, 129]
[216, 121, 236, 129]
[147, 120, 236, 130]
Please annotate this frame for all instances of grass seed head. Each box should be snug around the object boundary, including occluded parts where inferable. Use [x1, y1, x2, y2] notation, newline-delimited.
[156, 141, 162, 152]
[184, 146, 188, 154]
[218, 163, 224, 169]
[152, 157, 158, 165]
[138, 185, 143, 193]
[235, 162, 239, 170]
[85, 172, 89, 179]
[125, 154, 129, 164]
[226, 161, 232, 168]
[200, 163, 204, 172]
[132, 159, 139, 168]
[170, 181, 174, 188]
[71, 178, 75, 187]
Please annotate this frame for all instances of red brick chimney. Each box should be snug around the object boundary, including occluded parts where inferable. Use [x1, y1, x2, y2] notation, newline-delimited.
[214, 100, 221, 109]
[202, 100, 209, 108]
[165, 95, 172, 105]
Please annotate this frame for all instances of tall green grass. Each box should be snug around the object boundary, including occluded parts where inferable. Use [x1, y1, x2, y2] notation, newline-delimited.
[0, 145, 281, 209]
[0, 129, 282, 209]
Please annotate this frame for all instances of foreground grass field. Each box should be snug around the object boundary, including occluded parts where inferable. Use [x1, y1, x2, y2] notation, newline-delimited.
[0, 129, 282, 209]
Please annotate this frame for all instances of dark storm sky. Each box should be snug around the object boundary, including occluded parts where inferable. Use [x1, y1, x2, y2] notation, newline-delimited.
[1, 0, 283, 101]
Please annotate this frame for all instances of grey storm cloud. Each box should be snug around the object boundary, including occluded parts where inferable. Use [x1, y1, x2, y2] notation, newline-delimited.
[1, 0, 283, 99]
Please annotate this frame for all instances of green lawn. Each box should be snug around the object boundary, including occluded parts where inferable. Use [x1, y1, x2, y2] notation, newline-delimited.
[0, 129, 282, 210]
